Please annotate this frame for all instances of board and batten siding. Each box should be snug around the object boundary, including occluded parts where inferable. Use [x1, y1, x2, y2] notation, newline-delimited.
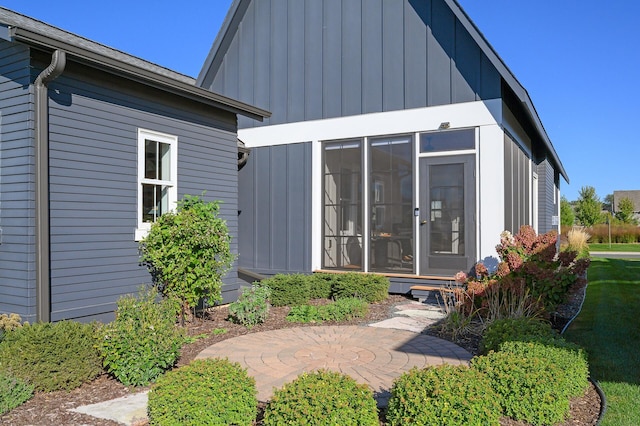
[0, 40, 36, 321]
[537, 158, 558, 235]
[503, 132, 531, 234]
[44, 60, 239, 322]
[238, 142, 312, 276]
[201, 0, 501, 129]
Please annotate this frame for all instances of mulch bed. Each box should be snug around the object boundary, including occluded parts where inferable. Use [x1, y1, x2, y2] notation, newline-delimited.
[1, 290, 600, 425]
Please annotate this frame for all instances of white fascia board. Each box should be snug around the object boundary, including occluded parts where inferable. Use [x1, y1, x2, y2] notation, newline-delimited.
[238, 99, 502, 147]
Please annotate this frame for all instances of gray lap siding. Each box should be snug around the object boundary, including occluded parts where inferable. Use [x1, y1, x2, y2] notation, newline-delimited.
[0, 40, 35, 321]
[45, 61, 239, 322]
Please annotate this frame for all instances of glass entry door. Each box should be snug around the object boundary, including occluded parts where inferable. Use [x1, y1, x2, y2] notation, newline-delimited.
[419, 155, 475, 275]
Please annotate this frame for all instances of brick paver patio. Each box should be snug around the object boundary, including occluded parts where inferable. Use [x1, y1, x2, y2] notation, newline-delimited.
[196, 325, 472, 405]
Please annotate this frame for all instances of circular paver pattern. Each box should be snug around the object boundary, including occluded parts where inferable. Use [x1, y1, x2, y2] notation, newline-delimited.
[196, 325, 472, 405]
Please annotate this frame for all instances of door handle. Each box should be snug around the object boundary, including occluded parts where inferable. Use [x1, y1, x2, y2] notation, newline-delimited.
[420, 220, 427, 225]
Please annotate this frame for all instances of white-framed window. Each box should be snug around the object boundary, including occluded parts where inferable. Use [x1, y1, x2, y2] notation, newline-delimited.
[135, 129, 178, 241]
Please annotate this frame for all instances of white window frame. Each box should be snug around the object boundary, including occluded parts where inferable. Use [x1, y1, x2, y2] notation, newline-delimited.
[135, 128, 178, 241]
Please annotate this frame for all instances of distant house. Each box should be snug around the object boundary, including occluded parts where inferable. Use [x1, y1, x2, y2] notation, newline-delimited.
[613, 190, 640, 222]
[197, 0, 569, 293]
[0, 8, 268, 322]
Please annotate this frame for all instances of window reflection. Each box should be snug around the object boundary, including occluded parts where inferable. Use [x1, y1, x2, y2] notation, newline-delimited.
[323, 141, 362, 270]
[369, 136, 413, 273]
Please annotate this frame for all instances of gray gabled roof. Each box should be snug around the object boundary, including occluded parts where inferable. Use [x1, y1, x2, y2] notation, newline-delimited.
[197, 0, 567, 182]
[0, 7, 270, 121]
[443, 0, 568, 183]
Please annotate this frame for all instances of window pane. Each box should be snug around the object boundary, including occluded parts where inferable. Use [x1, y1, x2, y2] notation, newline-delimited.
[323, 141, 362, 270]
[369, 136, 413, 273]
[145, 140, 157, 179]
[159, 142, 171, 181]
[430, 164, 465, 255]
[142, 184, 171, 223]
[142, 183, 157, 223]
[420, 129, 475, 153]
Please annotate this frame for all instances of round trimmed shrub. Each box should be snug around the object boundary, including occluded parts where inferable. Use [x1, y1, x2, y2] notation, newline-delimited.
[331, 273, 389, 303]
[386, 365, 501, 426]
[263, 370, 378, 425]
[262, 274, 311, 306]
[480, 317, 560, 354]
[499, 340, 589, 398]
[0, 373, 34, 415]
[148, 358, 257, 426]
[471, 340, 589, 425]
[308, 273, 335, 299]
[0, 320, 102, 392]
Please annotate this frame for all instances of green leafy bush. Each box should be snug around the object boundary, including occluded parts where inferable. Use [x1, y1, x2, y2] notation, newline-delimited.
[99, 287, 184, 386]
[471, 340, 589, 425]
[0, 321, 102, 392]
[331, 273, 389, 303]
[228, 285, 271, 328]
[480, 317, 560, 354]
[286, 298, 369, 323]
[308, 273, 335, 299]
[386, 365, 501, 426]
[148, 358, 257, 426]
[140, 195, 235, 321]
[0, 373, 34, 415]
[262, 273, 311, 306]
[263, 370, 378, 426]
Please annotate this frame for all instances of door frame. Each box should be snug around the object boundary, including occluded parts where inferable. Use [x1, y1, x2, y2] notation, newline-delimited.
[418, 154, 476, 276]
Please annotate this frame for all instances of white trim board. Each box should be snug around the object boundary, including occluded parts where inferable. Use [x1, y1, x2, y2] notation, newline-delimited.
[239, 99, 502, 148]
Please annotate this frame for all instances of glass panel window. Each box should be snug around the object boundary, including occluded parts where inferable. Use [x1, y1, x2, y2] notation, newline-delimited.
[137, 129, 177, 239]
[369, 136, 413, 273]
[322, 140, 362, 270]
[429, 163, 465, 255]
[420, 129, 475, 153]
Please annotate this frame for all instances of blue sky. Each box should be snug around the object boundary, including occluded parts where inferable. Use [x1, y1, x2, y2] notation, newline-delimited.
[2, 0, 638, 202]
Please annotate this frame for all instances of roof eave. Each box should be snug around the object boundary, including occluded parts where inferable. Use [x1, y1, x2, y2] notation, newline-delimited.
[445, 0, 568, 183]
[12, 26, 270, 121]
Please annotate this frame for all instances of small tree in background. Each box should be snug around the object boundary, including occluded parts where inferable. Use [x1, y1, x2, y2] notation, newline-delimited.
[615, 197, 638, 224]
[574, 186, 603, 227]
[140, 195, 235, 323]
[603, 193, 614, 212]
[560, 196, 574, 227]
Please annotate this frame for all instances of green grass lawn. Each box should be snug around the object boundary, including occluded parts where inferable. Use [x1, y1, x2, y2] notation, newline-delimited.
[563, 257, 640, 426]
[588, 243, 640, 252]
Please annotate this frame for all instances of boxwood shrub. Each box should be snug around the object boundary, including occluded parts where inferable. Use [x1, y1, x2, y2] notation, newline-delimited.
[263, 370, 378, 425]
[262, 273, 311, 306]
[386, 365, 501, 426]
[331, 272, 389, 303]
[471, 340, 589, 425]
[480, 317, 561, 354]
[0, 320, 102, 392]
[308, 273, 335, 299]
[147, 358, 257, 426]
[0, 373, 34, 415]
